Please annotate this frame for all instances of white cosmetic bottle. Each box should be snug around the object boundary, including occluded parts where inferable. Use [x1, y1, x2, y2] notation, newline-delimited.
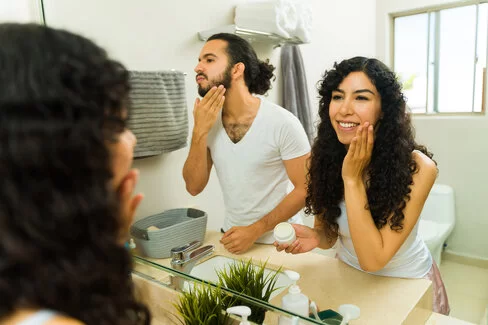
[278, 270, 309, 325]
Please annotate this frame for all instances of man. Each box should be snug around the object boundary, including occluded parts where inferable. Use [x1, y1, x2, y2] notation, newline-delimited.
[183, 33, 310, 254]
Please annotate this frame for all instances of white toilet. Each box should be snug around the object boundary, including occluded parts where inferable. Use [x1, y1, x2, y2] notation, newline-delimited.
[418, 184, 456, 266]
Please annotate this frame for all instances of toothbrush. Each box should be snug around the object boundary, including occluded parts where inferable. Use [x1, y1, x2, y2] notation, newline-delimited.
[309, 301, 322, 322]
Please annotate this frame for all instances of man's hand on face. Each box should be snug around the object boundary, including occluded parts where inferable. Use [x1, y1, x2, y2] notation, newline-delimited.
[193, 85, 226, 137]
[219, 225, 261, 254]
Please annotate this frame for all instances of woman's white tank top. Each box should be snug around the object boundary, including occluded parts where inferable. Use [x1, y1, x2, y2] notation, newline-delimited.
[336, 201, 433, 278]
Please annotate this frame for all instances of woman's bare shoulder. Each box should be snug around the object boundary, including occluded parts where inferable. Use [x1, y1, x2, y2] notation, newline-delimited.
[0, 311, 84, 325]
[412, 150, 437, 173]
[412, 150, 437, 186]
[46, 316, 85, 325]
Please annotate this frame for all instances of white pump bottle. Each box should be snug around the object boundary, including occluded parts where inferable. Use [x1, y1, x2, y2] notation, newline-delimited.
[278, 270, 309, 325]
[226, 306, 251, 325]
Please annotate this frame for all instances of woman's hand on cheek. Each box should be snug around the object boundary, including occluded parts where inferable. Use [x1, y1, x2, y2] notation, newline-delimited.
[117, 168, 144, 244]
[342, 122, 374, 184]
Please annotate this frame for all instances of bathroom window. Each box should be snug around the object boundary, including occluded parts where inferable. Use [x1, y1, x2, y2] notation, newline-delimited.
[392, 2, 488, 114]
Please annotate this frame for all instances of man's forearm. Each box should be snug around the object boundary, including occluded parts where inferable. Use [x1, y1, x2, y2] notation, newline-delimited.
[182, 132, 210, 195]
[250, 187, 307, 236]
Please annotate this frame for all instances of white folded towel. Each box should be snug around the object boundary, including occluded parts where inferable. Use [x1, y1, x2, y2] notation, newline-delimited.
[235, 0, 298, 38]
[293, 0, 312, 43]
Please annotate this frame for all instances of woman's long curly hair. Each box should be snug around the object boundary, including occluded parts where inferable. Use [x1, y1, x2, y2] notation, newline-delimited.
[306, 57, 434, 240]
[0, 24, 150, 324]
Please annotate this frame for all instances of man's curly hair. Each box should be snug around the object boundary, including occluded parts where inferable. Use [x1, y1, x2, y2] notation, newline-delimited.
[0, 24, 149, 324]
[306, 56, 434, 240]
[207, 33, 275, 95]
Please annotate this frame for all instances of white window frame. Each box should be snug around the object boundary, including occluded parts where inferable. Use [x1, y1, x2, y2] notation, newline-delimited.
[390, 0, 488, 115]
[38, 0, 45, 24]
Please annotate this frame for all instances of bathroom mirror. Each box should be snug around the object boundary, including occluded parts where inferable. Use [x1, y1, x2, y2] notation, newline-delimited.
[34, 0, 488, 323]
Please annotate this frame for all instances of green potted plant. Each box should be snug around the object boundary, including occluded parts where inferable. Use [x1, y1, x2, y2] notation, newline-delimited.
[217, 258, 282, 324]
[172, 283, 233, 325]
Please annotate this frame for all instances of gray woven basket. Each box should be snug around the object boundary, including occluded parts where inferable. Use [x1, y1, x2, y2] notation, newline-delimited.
[130, 208, 207, 258]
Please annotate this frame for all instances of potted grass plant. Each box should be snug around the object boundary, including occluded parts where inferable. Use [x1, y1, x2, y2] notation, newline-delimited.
[172, 283, 233, 325]
[217, 258, 282, 324]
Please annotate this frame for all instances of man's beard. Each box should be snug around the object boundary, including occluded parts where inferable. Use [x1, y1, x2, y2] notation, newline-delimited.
[197, 66, 232, 97]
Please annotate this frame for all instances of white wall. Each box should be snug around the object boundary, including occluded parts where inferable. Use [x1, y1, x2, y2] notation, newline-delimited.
[377, 0, 488, 260]
[0, 0, 43, 23]
[42, 0, 376, 232]
[17, 0, 482, 260]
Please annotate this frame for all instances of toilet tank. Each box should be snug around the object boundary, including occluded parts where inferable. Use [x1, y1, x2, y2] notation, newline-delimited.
[419, 184, 455, 224]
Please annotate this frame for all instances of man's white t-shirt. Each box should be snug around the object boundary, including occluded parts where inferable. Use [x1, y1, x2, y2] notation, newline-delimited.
[207, 99, 311, 243]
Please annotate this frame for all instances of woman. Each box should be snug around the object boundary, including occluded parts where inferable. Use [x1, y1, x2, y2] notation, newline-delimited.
[275, 57, 449, 315]
[0, 23, 150, 324]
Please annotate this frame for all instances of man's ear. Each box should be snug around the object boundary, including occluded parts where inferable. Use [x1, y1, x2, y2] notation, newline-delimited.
[232, 62, 245, 80]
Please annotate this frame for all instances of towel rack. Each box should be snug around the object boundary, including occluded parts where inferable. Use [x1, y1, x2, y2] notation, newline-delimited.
[198, 24, 304, 48]
[170, 69, 187, 76]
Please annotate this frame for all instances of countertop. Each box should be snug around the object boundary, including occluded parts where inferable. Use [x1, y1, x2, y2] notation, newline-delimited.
[134, 230, 436, 324]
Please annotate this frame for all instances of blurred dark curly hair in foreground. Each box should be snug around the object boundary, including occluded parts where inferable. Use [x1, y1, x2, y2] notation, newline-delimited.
[0, 23, 149, 325]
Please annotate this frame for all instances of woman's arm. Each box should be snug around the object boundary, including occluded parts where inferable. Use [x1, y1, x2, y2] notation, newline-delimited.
[345, 150, 437, 272]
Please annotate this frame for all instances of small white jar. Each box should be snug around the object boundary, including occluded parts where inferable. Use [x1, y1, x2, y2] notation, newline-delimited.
[273, 222, 296, 245]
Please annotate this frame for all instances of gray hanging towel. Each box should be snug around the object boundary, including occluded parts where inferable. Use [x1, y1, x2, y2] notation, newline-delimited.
[128, 70, 188, 158]
[281, 44, 314, 143]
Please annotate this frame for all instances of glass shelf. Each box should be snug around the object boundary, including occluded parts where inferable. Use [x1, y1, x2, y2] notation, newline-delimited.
[132, 255, 340, 324]
[198, 24, 304, 47]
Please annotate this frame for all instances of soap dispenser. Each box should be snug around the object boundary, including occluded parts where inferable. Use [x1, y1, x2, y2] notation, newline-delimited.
[226, 306, 251, 325]
[278, 270, 309, 325]
[338, 304, 360, 325]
